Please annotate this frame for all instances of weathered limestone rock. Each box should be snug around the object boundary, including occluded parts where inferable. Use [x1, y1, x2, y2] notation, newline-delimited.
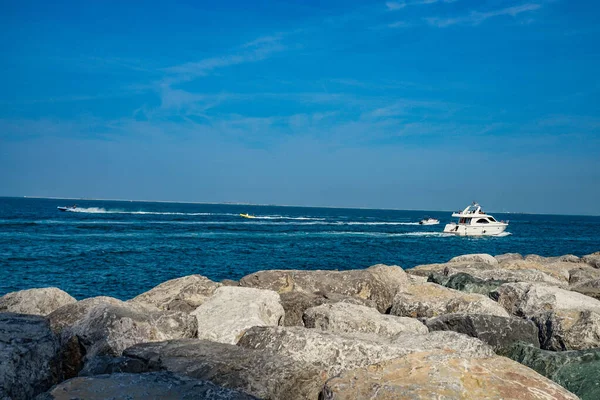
[428, 272, 507, 296]
[0, 313, 61, 400]
[320, 350, 578, 400]
[569, 267, 600, 286]
[303, 302, 427, 338]
[59, 302, 197, 377]
[583, 252, 600, 269]
[237, 326, 493, 377]
[499, 343, 600, 400]
[449, 253, 498, 266]
[191, 286, 284, 344]
[36, 372, 258, 399]
[413, 262, 565, 287]
[79, 356, 149, 376]
[47, 296, 123, 335]
[280, 291, 378, 326]
[496, 282, 600, 350]
[123, 339, 327, 400]
[129, 274, 221, 312]
[407, 261, 495, 278]
[390, 283, 509, 318]
[425, 313, 540, 351]
[0, 288, 76, 316]
[570, 279, 600, 300]
[239, 264, 414, 313]
[495, 253, 524, 263]
[526, 254, 581, 264]
[499, 259, 571, 283]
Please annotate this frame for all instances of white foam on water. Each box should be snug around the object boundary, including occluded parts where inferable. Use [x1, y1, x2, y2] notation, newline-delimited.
[64, 208, 235, 216]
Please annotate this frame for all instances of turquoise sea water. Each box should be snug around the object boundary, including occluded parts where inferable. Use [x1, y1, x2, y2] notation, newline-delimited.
[1, 197, 599, 300]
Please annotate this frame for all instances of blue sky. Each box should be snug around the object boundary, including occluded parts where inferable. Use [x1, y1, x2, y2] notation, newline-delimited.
[1, 0, 599, 214]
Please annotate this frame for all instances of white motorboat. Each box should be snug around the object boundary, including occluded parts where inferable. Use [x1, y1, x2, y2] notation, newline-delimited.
[443, 202, 508, 236]
[419, 217, 440, 225]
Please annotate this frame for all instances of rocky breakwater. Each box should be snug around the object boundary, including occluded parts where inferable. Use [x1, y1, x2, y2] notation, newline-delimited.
[0, 251, 597, 399]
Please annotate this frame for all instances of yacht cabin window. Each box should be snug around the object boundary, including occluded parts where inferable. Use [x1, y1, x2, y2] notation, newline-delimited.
[476, 219, 490, 224]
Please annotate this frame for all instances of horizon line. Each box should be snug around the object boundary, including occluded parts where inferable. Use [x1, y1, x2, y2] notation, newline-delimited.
[2, 195, 599, 217]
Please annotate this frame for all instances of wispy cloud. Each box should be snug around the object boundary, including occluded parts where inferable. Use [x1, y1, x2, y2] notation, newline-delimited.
[162, 35, 286, 85]
[426, 3, 541, 27]
[386, 0, 457, 11]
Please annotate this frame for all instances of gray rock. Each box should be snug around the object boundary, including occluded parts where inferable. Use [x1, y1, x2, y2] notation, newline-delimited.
[79, 356, 149, 376]
[570, 279, 600, 300]
[407, 261, 496, 278]
[425, 313, 540, 351]
[583, 252, 600, 269]
[569, 267, 600, 285]
[0, 288, 76, 316]
[47, 296, 124, 335]
[60, 302, 197, 378]
[36, 372, 258, 399]
[449, 253, 498, 266]
[428, 272, 507, 296]
[495, 253, 524, 263]
[191, 286, 284, 344]
[320, 350, 579, 400]
[237, 326, 493, 377]
[279, 291, 377, 326]
[495, 282, 600, 350]
[129, 274, 221, 312]
[303, 302, 427, 338]
[390, 282, 509, 318]
[0, 313, 61, 400]
[123, 339, 326, 400]
[499, 343, 600, 400]
[239, 264, 414, 313]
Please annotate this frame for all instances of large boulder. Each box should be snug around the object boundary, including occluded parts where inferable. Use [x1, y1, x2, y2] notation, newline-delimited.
[0, 288, 76, 316]
[495, 253, 524, 263]
[583, 252, 600, 269]
[0, 313, 61, 400]
[449, 253, 498, 266]
[425, 313, 540, 351]
[123, 339, 327, 400]
[191, 286, 284, 344]
[36, 372, 258, 399]
[79, 356, 149, 376]
[498, 259, 571, 283]
[428, 272, 507, 296]
[500, 343, 600, 400]
[303, 302, 427, 338]
[568, 267, 600, 285]
[495, 282, 600, 350]
[239, 264, 414, 313]
[129, 274, 221, 312]
[59, 302, 197, 377]
[390, 283, 509, 318]
[570, 279, 600, 300]
[409, 261, 565, 287]
[279, 291, 378, 326]
[47, 296, 123, 335]
[237, 326, 493, 377]
[320, 350, 579, 400]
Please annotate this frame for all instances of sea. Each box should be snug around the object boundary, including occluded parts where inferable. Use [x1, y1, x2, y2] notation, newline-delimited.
[1, 197, 599, 300]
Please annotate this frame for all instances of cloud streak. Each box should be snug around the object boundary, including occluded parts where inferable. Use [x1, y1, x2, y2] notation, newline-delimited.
[386, 0, 457, 11]
[426, 3, 541, 27]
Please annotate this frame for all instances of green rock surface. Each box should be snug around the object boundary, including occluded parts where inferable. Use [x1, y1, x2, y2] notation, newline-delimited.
[499, 342, 600, 400]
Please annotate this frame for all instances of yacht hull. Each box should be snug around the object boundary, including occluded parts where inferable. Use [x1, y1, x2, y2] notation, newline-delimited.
[443, 223, 507, 236]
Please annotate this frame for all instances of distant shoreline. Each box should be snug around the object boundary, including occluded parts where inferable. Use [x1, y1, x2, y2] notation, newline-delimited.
[2, 195, 599, 217]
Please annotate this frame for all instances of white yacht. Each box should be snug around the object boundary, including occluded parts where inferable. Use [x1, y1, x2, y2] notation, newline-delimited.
[443, 202, 508, 236]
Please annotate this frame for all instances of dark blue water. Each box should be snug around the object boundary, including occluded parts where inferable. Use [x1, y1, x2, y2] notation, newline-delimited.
[1, 197, 598, 300]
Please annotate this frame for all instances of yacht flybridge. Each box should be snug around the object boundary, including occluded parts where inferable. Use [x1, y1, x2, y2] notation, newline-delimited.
[443, 202, 508, 236]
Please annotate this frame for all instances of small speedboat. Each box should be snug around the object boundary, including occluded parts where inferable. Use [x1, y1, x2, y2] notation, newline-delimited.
[419, 217, 440, 225]
[57, 205, 77, 212]
[240, 213, 256, 219]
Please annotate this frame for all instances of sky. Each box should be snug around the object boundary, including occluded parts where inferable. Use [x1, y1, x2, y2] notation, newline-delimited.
[0, 0, 599, 215]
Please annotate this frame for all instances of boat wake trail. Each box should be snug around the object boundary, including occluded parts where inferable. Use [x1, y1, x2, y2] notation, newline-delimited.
[65, 208, 231, 216]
